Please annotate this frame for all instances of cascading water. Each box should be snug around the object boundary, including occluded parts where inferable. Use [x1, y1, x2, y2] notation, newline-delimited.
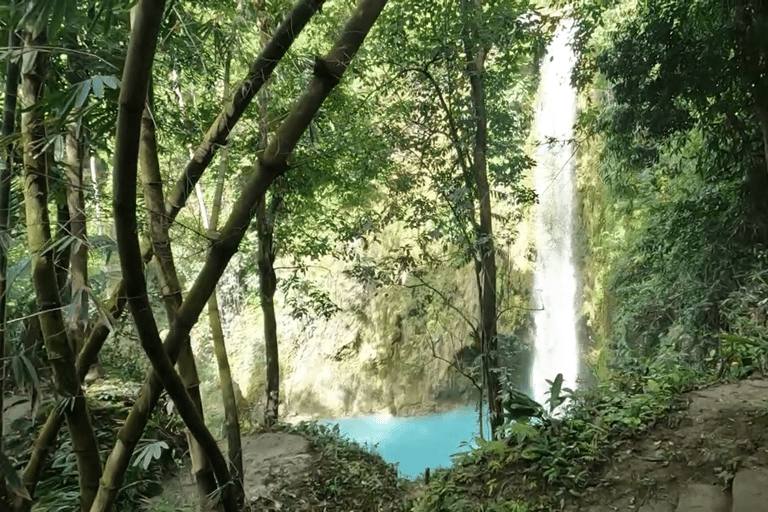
[529, 21, 581, 408]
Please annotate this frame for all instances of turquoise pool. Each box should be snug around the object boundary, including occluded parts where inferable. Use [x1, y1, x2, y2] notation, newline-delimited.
[322, 406, 487, 478]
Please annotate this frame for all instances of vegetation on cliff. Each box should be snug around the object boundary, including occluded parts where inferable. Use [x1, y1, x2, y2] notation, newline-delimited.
[413, 0, 768, 509]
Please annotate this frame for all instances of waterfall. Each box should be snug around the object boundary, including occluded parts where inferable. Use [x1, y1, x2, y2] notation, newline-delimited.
[529, 21, 580, 409]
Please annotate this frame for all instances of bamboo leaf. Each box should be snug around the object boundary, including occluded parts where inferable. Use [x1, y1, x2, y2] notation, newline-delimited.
[547, 373, 564, 413]
[92, 76, 104, 99]
[20, 354, 41, 400]
[7, 256, 32, 291]
[101, 74, 121, 89]
[74, 81, 91, 109]
[84, 287, 116, 333]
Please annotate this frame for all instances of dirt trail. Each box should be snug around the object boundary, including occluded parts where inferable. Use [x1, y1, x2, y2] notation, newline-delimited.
[574, 375, 768, 512]
[154, 432, 316, 509]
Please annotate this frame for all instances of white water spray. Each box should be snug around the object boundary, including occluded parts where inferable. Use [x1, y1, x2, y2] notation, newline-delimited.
[530, 21, 580, 408]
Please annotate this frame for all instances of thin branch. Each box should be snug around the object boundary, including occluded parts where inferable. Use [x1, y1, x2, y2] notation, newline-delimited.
[403, 274, 478, 335]
[404, 66, 479, 230]
[427, 334, 481, 391]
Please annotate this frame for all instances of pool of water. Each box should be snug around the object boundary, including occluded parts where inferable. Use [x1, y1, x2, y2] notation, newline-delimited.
[321, 406, 486, 478]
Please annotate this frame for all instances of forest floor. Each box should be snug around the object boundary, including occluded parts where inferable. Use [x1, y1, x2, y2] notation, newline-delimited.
[154, 433, 318, 510]
[7, 374, 764, 511]
[154, 424, 407, 511]
[568, 374, 768, 512]
[152, 375, 768, 511]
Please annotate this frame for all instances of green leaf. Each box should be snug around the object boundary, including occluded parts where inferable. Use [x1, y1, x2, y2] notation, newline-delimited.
[74, 81, 91, 109]
[546, 373, 565, 413]
[20, 354, 41, 399]
[134, 440, 169, 470]
[645, 379, 661, 393]
[85, 287, 116, 333]
[101, 75, 121, 89]
[718, 334, 761, 347]
[92, 76, 105, 99]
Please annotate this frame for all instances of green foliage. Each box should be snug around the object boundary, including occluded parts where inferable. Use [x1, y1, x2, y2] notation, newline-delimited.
[500, 373, 572, 426]
[501, 388, 544, 422]
[568, 0, 768, 380]
[259, 422, 408, 512]
[29, 400, 181, 512]
[415, 362, 702, 511]
[133, 439, 170, 471]
[282, 272, 341, 320]
[369, 0, 542, 252]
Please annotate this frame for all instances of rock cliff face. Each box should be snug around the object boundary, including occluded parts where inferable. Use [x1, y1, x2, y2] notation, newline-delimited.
[203, 221, 534, 421]
[230, 260, 481, 420]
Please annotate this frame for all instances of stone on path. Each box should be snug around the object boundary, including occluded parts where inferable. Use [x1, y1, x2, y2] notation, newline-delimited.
[732, 468, 768, 512]
[675, 484, 729, 512]
[241, 433, 315, 501]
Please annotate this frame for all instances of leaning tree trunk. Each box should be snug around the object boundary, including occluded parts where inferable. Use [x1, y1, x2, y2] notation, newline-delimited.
[110, 2, 237, 512]
[0, 17, 20, 509]
[65, 117, 89, 356]
[165, 0, 328, 222]
[98, 1, 387, 509]
[19, 4, 327, 507]
[138, 80, 220, 510]
[92, 5, 328, 511]
[18, 29, 102, 512]
[461, 0, 503, 434]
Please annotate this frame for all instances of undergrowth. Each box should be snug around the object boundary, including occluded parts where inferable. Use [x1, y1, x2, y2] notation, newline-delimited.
[252, 421, 409, 512]
[412, 352, 767, 512]
[22, 391, 183, 512]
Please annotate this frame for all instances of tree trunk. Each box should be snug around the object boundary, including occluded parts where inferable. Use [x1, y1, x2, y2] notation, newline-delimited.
[196, 183, 244, 505]
[0, 18, 20, 509]
[111, 2, 237, 512]
[257, 196, 281, 426]
[54, 203, 72, 300]
[461, 0, 503, 435]
[97, 2, 385, 509]
[197, 50, 245, 501]
[66, 118, 89, 356]
[18, 0, 324, 495]
[251, 2, 283, 425]
[207, 291, 242, 475]
[17, 284, 126, 512]
[88, 156, 104, 235]
[138, 80, 219, 510]
[14, 1, 329, 506]
[736, 0, 768, 219]
[19, 29, 102, 512]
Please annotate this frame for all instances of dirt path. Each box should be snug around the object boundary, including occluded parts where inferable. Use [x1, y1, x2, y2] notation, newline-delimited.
[575, 375, 768, 512]
[154, 432, 316, 509]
